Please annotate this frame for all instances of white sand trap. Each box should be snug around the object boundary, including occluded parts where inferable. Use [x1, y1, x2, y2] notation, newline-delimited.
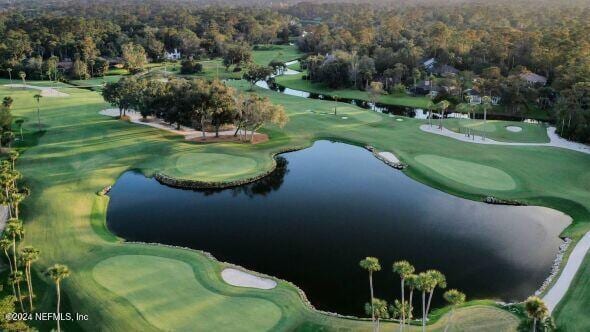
[4, 84, 69, 97]
[341, 116, 348, 119]
[396, 118, 404, 122]
[221, 268, 277, 289]
[378, 152, 400, 164]
[506, 126, 523, 132]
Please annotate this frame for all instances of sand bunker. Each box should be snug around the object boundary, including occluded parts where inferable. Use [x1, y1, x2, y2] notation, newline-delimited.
[221, 268, 277, 289]
[506, 126, 523, 132]
[378, 152, 400, 164]
[4, 84, 69, 97]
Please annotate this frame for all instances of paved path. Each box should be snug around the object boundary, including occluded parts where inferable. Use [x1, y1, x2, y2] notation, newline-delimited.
[420, 124, 590, 155]
[543, 232, 590, 312]
[421, 123, 590, 312]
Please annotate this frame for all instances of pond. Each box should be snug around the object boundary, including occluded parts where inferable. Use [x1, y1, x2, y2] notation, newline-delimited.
[106, 140, 569, 316]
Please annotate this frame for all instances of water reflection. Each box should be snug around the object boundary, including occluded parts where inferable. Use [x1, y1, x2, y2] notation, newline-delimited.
[107, 141, 569, 316]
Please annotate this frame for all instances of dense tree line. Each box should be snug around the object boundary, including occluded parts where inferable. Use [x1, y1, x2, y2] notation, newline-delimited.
[288, 0, 590, 142]
[102, 77, 288, 141]
[0, 0, 301, 80]
[1, 0, 588, 142]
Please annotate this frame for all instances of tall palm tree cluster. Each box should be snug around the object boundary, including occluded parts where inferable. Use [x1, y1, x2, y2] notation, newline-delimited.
[0, 150, 70, 332]
[360, 257, 466, 332]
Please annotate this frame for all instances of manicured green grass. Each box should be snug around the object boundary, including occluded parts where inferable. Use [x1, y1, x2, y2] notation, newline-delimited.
[554, 250, 590, 331]
[252, 44, 303, 65]
[275, 72, 431, 108]
[7, 78, 588, 330]
[93, 255, 283, 331]
[69, 75, 123, 90]
[414, 154, 517, 191]
[443, 119, 550, 143]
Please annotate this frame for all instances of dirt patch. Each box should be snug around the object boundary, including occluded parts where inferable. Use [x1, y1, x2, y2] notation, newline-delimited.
[187, 133, 269, 144]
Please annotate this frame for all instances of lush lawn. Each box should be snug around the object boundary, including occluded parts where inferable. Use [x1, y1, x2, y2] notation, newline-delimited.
[69, 75, 124, 90]
[93, 255, 283, 331]
[414, 154, 517, 191]
[252, 44, 303, 65]
[275, 72, 432, 108]
[442, 119, 550, 143]
[5, 78, 590, 330]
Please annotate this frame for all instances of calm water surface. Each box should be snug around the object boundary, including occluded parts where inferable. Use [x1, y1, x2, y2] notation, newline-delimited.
[107, 141, 569, 316]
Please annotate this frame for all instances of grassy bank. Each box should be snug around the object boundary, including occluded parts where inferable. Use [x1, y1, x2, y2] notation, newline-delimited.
[5, 78, 590, 330]
[275, 72, 431, 108]
[442, 119, 550, 143]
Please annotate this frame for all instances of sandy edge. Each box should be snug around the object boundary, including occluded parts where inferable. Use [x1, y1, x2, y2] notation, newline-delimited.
[378, 151, 400, 164]
[3, 84, 69, 97]
[221, 268, 277, 289]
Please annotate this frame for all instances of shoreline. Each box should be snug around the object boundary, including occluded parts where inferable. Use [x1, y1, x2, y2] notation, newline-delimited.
[114, 139, 570, 318]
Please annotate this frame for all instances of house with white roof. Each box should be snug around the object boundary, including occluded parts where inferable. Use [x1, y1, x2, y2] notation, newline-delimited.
[164, 49, 181, 61]
[520, 72, 547, 86]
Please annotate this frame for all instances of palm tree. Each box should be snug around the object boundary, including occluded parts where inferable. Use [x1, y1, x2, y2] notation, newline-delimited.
[46, 264, 71, 332]
[15, 119, 24, 141]
[9, 271, 25, 311]
[524, 296, 549, 332]
[7, 68, 13, 86]
[481, 95, 492, 124]
[393, 260, 415, 330]
[360, 257, 382, 322]
[365, 298, 389, 332]
[10, 192, 25, 219]
[19, 71, 26, 88]
[405, 274, 418, 325]
[425, 270, 446, 319]
[89, 59, 95, 78]
[21, 246, 40, 311]
[416, 272, 436, 332]
[436, 100, 451, 130]
[8, 150, 19, 170]
[34, 94, 43, 131]
[5, 218, 24, 273]
[0, 237, 14, 274]
[443, 289, 465, 332]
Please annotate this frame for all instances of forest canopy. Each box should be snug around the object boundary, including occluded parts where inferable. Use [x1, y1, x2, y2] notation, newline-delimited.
[0, 0, 588, 142]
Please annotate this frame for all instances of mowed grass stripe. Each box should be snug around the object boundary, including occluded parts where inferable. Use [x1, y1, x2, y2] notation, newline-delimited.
[9, 78, 584, 330]
[93, 255, 282, 331]
[414, 154, 517, 191]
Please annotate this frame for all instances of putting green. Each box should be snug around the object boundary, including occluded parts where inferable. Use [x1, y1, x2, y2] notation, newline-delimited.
[414, 154, 517, 191]
[168, 152, 259, 181]
[462, 121, 498, 132]
[93, 255, 282, 331]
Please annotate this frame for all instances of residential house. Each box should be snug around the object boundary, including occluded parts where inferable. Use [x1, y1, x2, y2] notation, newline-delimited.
[164, 49, 181, 61]
[412, 80, 440, 96]
[519, 72, 547, 86]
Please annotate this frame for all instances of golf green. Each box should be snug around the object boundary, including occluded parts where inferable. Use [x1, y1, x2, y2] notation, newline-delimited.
[93, 255, 282, 331]
[169, 152, 259, 180]
[414, 154, 517, 191]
